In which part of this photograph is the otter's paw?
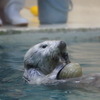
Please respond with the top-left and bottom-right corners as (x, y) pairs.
(58, 63), (82, 79)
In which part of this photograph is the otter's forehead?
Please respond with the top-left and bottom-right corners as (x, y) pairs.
(36, 40), (61, 47)
(32, 40), (62, 51)
(25, 40), (67, 56)
(24, 40), (62, 59)
(42, 40), (60, 44)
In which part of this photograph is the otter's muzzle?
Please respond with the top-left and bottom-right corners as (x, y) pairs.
(58, 41), (66, 50)
(58, 41), (71, 64)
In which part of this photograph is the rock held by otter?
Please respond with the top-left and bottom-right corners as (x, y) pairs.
(58, 63), (82, 79)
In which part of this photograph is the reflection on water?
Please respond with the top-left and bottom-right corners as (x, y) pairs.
(0, 30), (100, 100)
(69, 42), (100, 74)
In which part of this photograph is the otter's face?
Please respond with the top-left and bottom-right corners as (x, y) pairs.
(24, 40), (70, 74)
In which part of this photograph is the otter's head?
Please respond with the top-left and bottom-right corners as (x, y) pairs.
(24, 40), (70, 75)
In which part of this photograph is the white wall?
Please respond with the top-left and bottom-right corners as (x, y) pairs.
(25, 0), (37, 7)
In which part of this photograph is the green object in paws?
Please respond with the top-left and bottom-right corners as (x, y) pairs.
(58, 63), (82, 79)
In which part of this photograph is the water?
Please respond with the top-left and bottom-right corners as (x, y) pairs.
(0, 30), (100, 100)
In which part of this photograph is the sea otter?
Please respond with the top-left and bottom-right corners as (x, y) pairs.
(23, 40), (71, 84)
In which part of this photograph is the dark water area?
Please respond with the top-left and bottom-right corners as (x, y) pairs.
(0, 30), (100, 100)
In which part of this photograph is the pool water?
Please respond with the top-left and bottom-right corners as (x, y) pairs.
(0, 30), (100, 100)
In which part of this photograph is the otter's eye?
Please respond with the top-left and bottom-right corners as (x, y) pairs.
(41, 44), (48, 48)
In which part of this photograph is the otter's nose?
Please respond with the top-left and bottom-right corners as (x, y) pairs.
(58, 41), (66, 50)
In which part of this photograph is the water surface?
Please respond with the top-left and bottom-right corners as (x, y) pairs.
(0, 30), (100, 100)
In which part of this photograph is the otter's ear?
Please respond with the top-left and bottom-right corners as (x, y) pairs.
(24, 62), (36, 69)
(24, 49), (37, 69)
(24, 58), (37, 69)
